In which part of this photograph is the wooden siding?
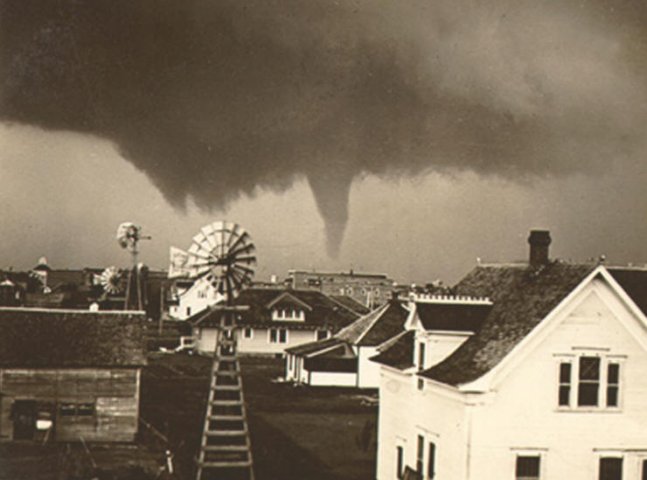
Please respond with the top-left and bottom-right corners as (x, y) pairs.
(0, 368), (139, 442)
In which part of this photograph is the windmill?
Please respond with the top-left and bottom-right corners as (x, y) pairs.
(116, 222), (150, 310)
(169, 221), (256, 480)
(98, 266), (123, 296)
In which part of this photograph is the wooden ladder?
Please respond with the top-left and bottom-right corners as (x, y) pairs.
(196, 308), (254, 480)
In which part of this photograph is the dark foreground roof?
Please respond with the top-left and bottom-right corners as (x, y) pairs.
(0, 308), (146, 368)
(421, 263), (594, 386)
(370, 331), (415, 370)
(416, 302), (491, 332)
(608, 267), (647, 316)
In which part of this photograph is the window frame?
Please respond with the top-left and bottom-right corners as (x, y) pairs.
(598, 455), (624, 480)
(515, 454), (541, 480)
(243, 327), (253, 339)
(556, 353), (624, 411)
(269, 328), (288, 344)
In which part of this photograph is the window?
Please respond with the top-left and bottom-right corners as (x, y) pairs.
(269, 328), (287, 344)
(558, 355), (621, 409)
(427, 442), (436, 479)
(599, 457), (623, 480)
(558, 362), (571, 406)
(607, 363), (620, 407)
(416, 435), (424, 474)
(59, 402), (95, 417)
(516, 456), (540, 480)
(316, 330), (329, 341)
(243, 327), (253, 339)
(417, 378), (424, 391)
(641, 459), (647, 480)
(578, 356), (601, 406)
(418, 342), (426, 371)
(396, 446), (404, 479)
(186, 306), (191, 317)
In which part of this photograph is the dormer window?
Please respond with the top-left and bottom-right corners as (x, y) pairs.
(272, 307), (305, 321)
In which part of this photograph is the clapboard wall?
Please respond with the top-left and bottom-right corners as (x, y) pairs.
(0, 367), (140, 442)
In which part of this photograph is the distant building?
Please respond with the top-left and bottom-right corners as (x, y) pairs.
(372, 231), (647, 480)
(168, 277), (224, 320)
(287, 269), (395, 308)
(285, 296), (409, 388)
(0, 308), (146, 442)
(188, 288), (360, 356)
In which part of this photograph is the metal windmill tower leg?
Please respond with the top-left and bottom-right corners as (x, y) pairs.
(195, 308), (255, 480)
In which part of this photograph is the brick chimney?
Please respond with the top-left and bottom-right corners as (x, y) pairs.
(528, 230), (551, 267)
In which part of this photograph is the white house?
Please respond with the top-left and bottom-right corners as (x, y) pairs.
(188, 288), (359, 355)
(168, 277), (224, 320)
(373, 230), (647, 480)
(284, 298), (410, 388)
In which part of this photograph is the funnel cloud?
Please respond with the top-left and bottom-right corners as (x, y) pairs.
(1, 1), (646, 255)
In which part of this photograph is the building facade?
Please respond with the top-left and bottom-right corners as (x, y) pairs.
(189, 288), (360, 356)
(0, 308), (146, 442)
(287, 269), (395, 308)
(373, 232), (647, 480)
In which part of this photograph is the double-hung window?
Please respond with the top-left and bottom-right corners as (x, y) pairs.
(416, 435), (424, 475)
(269, 328), (287, 344)
(557, 354), (622, 409)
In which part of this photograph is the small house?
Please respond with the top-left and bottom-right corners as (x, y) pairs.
(284, 297), (409, 388)
(188, 288), (360, 355)
(0, 307), (146, 442)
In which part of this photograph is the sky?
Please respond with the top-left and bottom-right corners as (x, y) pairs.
(1, 0), (646, 284)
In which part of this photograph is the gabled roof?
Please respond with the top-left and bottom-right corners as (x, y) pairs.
(188, 288), (359, 329)
(370, 330), (415, 370)
(336, 300), (409, 346)
(416, 302), (491, 332)
(0, 308), (146, 368)
(329, 295), (371, 315)
(285, 337), (344, 355)
(266, 291), (312, 311)
(420, 262), (594, 386)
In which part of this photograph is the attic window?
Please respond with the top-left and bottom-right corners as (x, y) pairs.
(557, 355), (623, 410)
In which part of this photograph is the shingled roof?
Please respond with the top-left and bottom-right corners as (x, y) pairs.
(336, 300), (409, 346)
(420, 262), (594, 386)
(416, 302), (491, 332)
(189, 288), (359, 329)
(0, 308), (146, 368)
(370, 330), (415, 370)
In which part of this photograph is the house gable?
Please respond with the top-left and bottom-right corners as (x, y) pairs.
(460, 267), (647, 392)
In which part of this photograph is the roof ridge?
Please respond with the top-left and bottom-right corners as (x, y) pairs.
(353, 302), (391, 345)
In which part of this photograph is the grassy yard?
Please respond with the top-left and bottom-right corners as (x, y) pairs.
(140, 353), (378, 480)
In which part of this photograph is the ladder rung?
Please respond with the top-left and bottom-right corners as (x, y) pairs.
(210, 400), (242, 405)
(209, 415), (244, 421)
(215, 370), (240, 376)
(212, 384), (241, 391)
(205, 430), (247, 436)
(203, 445), (249, 452)
(199, 460), (252, 468)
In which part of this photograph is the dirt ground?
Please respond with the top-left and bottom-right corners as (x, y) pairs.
(140, 354), (378, 480)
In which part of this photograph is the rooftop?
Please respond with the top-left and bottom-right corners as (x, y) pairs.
(0, 307), (147, 368)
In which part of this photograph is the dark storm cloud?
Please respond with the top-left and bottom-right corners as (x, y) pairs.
(2, 0), (646, 255)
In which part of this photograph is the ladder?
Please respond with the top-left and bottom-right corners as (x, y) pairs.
(196, 306), (254, 480)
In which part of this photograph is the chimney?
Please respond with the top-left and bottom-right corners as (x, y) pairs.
(528, 230), (551, 267)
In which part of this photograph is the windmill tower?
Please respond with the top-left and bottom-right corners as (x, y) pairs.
(169, 221), (256, 480)
(116, 222), (150, 311)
